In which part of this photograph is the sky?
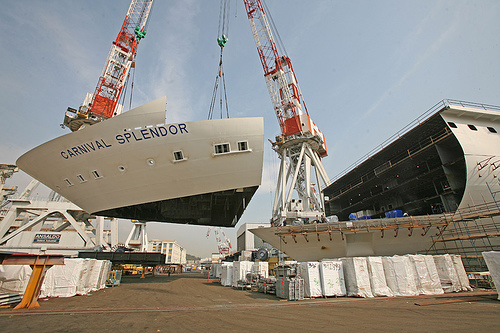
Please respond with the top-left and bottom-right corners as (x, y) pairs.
(1, 0), (500, 258)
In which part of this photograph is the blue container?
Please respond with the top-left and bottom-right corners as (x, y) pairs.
(385, 210), (403, 218)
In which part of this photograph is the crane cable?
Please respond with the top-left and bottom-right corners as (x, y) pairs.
(208, 0), (231, 120)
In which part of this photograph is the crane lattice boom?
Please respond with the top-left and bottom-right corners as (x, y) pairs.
(91, 0), (153, 119)
(63, 0), (153, 131)
(243, 0), (327, 157)
(244, 0), (330, 226)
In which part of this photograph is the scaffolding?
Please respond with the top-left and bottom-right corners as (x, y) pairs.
(273, 200), (500, 273)
(427, 199), (500, 273)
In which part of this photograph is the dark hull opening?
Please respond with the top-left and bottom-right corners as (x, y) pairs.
(95, 186), (259, 227)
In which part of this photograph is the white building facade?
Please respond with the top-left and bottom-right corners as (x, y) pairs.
(236, 222), (272, 252)
(148, 240), (187, 265)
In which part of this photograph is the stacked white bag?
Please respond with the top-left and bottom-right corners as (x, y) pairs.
(220, 262), (233, 287)
(0, 265), (31, 292)
(341, 257), (373, 297)
(407, 255), (443, 295)
(40, 259), (111, 298)
(482, 251), (500, 300)
(210, 263), (222, 279)
(366, 257), (393, 297)
(433, 254), (464, 292)
(319, 260), (346, 297)
(382, 256), (418, 296)
(297, 262), (322, 297)
(450, 255), (472, 291)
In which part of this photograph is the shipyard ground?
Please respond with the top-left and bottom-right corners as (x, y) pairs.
(0, 272), (498, 332)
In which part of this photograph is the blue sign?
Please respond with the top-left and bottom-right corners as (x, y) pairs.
(33, 233), (61, 244)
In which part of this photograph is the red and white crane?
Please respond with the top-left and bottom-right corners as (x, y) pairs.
(63, 0), (154, 132)
(207, 227), (232, 256)
(244, 0), (330, 226)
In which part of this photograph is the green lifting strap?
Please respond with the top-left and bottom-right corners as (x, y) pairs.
(134, 26), (147, 40)
(217, 34), (228, 48)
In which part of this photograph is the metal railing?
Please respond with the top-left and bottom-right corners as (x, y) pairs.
(327, 99), (500, 186)
(274, 200), (500, 237)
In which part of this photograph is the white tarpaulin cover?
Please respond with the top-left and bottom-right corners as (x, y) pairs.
(341, 257), (374, 298)
(423, 255), (444, 294)
(251, 262), (269, 279)
(407, 255), (444, 295)
(88, 260), (104, 291)
(382, 256), (418, 296)
(433, 254), (462, 293)
(210, 263), (222, 279)
(482, 251), (500, 300)
(1, 259), (110, 298)
(450, 255), (472, 291)
(232, 261), (253, 287)
(366, 257), (393, 297)
(319, 260), (346, 297)
(298, 262), (322, 297)
(40, 259), (84, 298)
(40, 259), (111, 298)
(220, 262), (233, 287)
(0, 265), (31, 292)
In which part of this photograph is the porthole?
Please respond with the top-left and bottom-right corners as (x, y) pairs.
(91, 170), (102, 179)
(487, 127), (497, 133)
(447, 122), (457, 128)
(468, 124), (477, 131)
(147, 158), (155, 166)
(118, 165), (126, 172)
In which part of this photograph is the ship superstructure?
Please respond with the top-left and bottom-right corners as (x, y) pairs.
(251, 100), (500, 272)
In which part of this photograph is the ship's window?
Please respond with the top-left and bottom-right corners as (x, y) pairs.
(487, 126), (497, 133)
(237, 141), (249, 151)
(77, 174), (86, 183)
(447, 122), (457, 128)
(468, 124), (477, 131)
(214, 143), (230, 154)
(91, 170), (102, 179)
(173, 150), (184, 161)
(64, 178), (73, 186)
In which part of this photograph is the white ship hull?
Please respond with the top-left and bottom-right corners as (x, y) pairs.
(17, 97), (264, 227)
(251, 101), (500, 261)
(250, 218), (441, 262)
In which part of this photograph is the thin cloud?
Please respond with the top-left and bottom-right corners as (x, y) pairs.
(329, 1), (463, 156)
(361, 1), (463, 120)
(145, 1), (202, 123)
(20, 4), (99, 85)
